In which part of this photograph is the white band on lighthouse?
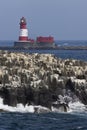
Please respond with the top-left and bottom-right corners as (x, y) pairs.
(19, 29), (28, 37)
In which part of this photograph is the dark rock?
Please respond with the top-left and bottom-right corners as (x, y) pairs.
(17, 87), (26, 105)
(2, 87), (17, 106)
(0, 51), (87, 112)
(66, 79), (75, 92)
(33, 88), (52, 108)
(76, 89), (87, 105)
(25, 86), (34, 104)
(76, 75), (86, 79)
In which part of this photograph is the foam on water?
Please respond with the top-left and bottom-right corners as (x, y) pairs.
(0, 97), (50, 113)
(68, 101), (87, 113)
(0, 97), (34, 113)
(0, 97), (87, 114)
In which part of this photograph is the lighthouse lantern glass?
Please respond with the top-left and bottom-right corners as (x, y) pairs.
(21, 20), (24, 23)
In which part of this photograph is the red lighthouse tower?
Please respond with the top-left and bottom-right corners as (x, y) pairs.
(19, 17), (28, 41)
(14, 17), (35, 48)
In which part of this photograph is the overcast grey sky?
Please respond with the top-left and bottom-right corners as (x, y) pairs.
(0, 0), (87, 40)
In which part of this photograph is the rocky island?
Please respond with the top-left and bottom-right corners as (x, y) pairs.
(0, 50), (87, 113)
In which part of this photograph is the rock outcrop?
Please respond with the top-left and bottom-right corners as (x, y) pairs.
(0, 50), (87, 112)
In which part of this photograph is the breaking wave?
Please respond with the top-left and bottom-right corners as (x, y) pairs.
(0, 97), (35, 113)
(69, 101), (86, 111)
(68, 101), (87, 114)
(0, 97), (87, 114)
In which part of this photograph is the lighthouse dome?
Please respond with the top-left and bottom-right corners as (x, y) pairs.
(20, 17), (26, 24)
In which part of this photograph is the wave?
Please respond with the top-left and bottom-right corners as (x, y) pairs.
(68, 101), (87, 114)
(0, 98), (34, 113)
(0, 97), (87, 114)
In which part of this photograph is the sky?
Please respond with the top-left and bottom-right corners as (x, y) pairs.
(0, 0), (87, 40)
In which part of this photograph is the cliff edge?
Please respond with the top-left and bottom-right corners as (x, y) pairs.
(0, 50), (87, 112)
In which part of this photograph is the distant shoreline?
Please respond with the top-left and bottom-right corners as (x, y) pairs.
(0, 46), (87, 50)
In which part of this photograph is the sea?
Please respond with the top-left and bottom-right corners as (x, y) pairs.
(0, 40), (87, 130)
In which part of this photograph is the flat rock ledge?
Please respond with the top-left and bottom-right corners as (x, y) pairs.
(0, 50), (87, 112)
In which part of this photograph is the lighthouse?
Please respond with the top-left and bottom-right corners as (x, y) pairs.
(14, 17), (55, 49)
(19, 17), (28, 41)
(14, 17), (35, 48)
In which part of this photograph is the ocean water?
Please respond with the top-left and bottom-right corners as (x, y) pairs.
(56, 40), (87, 47)
(27, 49), (87, 61)
(0, 40), (87, 130)
(0, 96), (87, 130)
(0, 40), (87, 61)
(0, 112), (87, 130)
